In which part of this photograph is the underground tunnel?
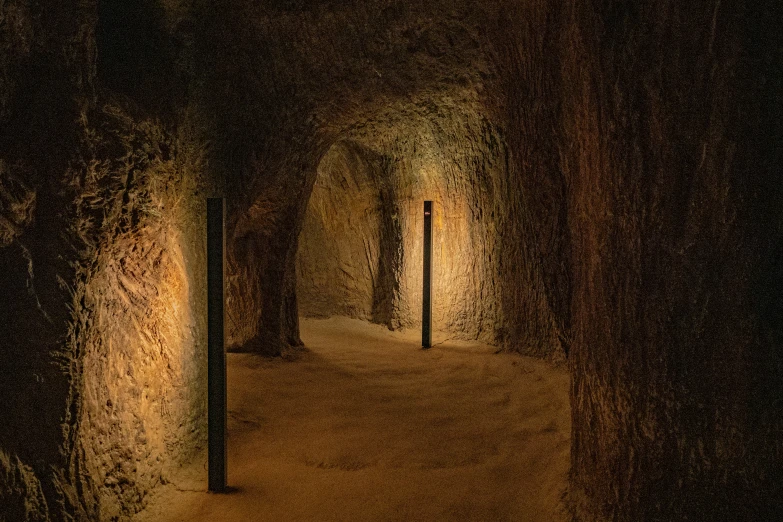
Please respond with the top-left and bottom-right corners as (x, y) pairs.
(1, 0), (782, 521)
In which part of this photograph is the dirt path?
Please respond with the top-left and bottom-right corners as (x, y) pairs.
(134, 317), (570, 521)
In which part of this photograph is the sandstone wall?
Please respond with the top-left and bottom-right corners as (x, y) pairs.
(1, 1), (209, 519)
(296, 142), (396, 324)
(197, 0), (518, 354)
(67, 106), (208, 519)
(560, 1), (783, 519)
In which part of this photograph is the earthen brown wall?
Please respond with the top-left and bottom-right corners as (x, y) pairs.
(297, 115), (506, 343)
(561, 1), (783, 519)
(1, 2), (209, 519)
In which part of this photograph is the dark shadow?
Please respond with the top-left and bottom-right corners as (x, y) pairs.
(208, 486), (242, 495)
(96, 0), (176, 112)
(370, 159), (403, 328)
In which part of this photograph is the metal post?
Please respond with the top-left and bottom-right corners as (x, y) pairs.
(422, 201), (433, 348)
(207, 198), (227, 492)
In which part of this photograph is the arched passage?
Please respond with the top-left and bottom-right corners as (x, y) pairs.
(296, 141), (403, 327)
(296, 100), (509, 343)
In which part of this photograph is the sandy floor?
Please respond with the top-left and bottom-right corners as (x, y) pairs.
(134, 317), (570, 521)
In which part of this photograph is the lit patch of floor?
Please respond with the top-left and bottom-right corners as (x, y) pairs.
(134, 317), (570, 521)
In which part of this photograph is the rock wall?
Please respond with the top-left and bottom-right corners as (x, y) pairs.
(0, 450), (48, 522)
(2, 0), (781, 520)
(561, 0), (783, 519)
(1, 1), (209, 519)
(297, 142), (397, 324)
(197, 0), (522, 354)
(488, 0), (572, 358)
(368, 110), (506, 343)
(200, 9), (783, 518)
(67, 105), (208, 520)
(206, 0), (558, 353)
(1, 1), (95, 518)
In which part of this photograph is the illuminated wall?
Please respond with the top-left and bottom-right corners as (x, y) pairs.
(297, 106), (504, 343)
(76, 202), (206, 519)
(0, 96), (208, 519)
(4, 1), (779, 520)
(297, 142), (393, 323)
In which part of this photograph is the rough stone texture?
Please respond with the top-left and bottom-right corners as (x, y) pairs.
(297, 113), (506, 343)
(2, 0), (782, 520)
(197, 1), (514, 354)
(296, 142), (397, 324)
(1, 1), (209, 520)
(0, 450), (48, 522)
(489, 1), (572, 358)
(204, 1), (783, 519)
(561, 1), (783, 519)
(1, 2), (95, 519)
(202, 0), (563, 354)
(67, 105), (208, 520)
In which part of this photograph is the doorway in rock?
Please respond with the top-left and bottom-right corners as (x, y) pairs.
(296, 119), (503, 345)
(296, 141), (403, 330)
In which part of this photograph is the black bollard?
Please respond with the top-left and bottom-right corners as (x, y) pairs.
(207, 198), (227, 492)
(422, 201), (433, 348)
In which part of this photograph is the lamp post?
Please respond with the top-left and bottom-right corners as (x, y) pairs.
(207, 198), (227, 492)
(422, 200), (433, 348)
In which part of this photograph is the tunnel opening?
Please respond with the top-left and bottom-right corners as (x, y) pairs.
(296, 98), (507, 345)
(296, 141), (403, 329)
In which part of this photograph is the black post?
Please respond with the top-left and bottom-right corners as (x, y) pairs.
(422, 201), (433, 348)
(207, 198), (227, 492)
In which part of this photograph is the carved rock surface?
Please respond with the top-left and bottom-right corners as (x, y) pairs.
(1, 2), (209, 520)
(0, 0), (781, 520)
